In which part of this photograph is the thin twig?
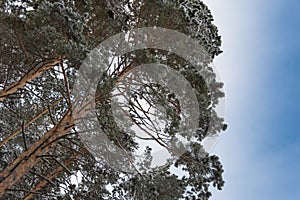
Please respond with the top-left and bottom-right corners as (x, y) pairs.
(21, 121), (28, 150)
(29, 170), (57, 186)
(60, 62), (72, 109)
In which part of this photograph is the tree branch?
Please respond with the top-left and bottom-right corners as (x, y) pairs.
(23, 148), (86, 200)
(0, 97), (63, 148)
(0, 57), (63, 102)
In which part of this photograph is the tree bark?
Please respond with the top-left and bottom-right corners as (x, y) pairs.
(0, 57), (62, 101)
(0, 110), (74, 198)
(0, 97), (63, 148)
(23, 148), (87, 200)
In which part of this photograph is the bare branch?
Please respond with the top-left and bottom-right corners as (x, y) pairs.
(0, 97), (63, 148)
(0, 109), (74, 197)
(23, 149), (86, 200)
(0, 57), (63, 102)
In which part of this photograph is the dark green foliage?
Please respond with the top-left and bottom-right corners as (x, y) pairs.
(0, 0), (226, 199)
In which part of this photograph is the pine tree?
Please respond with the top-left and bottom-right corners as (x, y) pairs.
(0, 0), (226, 199)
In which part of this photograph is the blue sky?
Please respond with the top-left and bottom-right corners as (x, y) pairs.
(203, 0), (300, 199)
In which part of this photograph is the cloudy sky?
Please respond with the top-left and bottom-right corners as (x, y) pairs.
(202, 0), (300, 199)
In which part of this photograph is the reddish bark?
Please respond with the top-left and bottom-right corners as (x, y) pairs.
(0, 97), (63, 148)
(23, 148), (87, 200)
(0, 57), (62, 101)
(0, 110), (74, 197)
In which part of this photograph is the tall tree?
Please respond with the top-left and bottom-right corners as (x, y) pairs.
(0, 0), (226, 199)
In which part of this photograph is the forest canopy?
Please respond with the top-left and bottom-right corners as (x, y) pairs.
(0, 0), (226, 199)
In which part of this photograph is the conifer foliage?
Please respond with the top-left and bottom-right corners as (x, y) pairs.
(0, 0), (226, 199)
